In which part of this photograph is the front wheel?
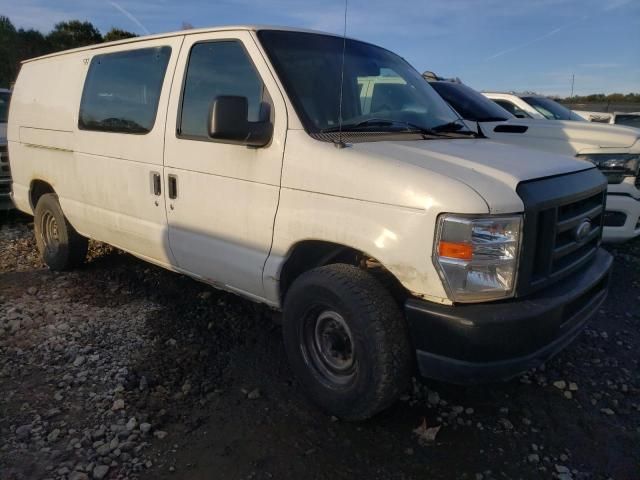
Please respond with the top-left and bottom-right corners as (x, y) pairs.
(282, 264), (412, 421)
(34, 193), (88, 271)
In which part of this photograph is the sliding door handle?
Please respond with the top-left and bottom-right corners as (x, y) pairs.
(168, 174), (178, 199)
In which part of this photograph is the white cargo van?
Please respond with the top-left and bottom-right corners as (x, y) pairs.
(8, 26), (612, 420)
(429, 80), (640, 243)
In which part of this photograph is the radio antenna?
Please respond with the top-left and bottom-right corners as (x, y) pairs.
(335, 0), (349, 148)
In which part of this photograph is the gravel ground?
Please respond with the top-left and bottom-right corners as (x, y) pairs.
(1, 212), (639, 480)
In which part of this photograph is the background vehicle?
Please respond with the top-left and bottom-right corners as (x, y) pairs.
(429, 80), (640, 243)
(8, 27), (612, 419)
(483, 91), (586, 121)
(0, 88), (12, 209)
(575, 110), (640, 129)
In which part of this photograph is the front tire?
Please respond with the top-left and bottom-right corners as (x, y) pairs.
(282, 264), (412, 421)
(34, 193), (88, 271)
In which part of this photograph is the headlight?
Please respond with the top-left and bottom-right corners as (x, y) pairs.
(576, 153), (640, 184)
(433, 214), (522, 303)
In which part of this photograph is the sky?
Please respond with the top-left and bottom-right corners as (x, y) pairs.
(1, 0), (639, 96)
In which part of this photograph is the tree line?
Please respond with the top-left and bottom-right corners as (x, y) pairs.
(558, 93), (640, 104)
(0, 16), (137, 88)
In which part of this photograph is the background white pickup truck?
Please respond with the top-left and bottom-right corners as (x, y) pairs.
(428, 80), (640, 243)
(574, 110), (640, 129)
(482, 92), (586, 121)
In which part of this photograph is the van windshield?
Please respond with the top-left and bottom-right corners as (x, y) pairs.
(258, 30), (466, 137)
(430, 82), (513, 122)
(0, 92), (10, 124)
(521, 96), (584, 121)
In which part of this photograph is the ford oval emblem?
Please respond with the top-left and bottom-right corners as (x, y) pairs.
(574, 219), (592, 243)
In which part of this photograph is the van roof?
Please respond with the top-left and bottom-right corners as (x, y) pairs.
(22, 25), (342, 63)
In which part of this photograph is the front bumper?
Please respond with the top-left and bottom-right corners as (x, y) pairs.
(406, 248), (612, 384)
(0, 177), (13, 210)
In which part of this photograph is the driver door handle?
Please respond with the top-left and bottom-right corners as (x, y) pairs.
(168, 174), (178, 200)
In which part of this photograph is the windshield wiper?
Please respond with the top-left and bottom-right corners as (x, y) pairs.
(321, 118), (478, 139)
(321, 118), (444, 136)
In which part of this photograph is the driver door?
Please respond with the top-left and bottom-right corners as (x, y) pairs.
(163, 31), (287, 301)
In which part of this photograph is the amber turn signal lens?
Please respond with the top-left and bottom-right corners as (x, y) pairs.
(438, 241), (473, 260)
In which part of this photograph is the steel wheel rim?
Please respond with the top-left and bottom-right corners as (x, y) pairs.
(302, 308), (357, 385)
(40, 210), (60, 255)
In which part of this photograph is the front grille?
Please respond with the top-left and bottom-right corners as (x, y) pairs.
(544, 192), (603, 275)
(516, 169), (607, 296)
(0, 144), (10, 178)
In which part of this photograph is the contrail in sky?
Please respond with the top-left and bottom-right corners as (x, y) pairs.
(485, 16), (587, 61)
(109, 1), (151, 35)
(484, 0), (633, 62)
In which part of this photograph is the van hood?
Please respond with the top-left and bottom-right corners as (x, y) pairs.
(284, 131), (598, 215)
(354, 138), (594, 213)
(485, 118), (640, 150)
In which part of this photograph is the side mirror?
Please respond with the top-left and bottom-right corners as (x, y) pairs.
(514, 112), (528, 119)
(208, 95), (272, 147)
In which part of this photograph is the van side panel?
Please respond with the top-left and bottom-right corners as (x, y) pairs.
(8, 53), (86, 213)
(9, 37), (184, 267)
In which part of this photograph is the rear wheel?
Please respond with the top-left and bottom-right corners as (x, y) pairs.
(34, 193), (88, 270)
(283, 264), (412, 420)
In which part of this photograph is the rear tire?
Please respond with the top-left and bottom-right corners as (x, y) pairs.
(282, 263), (412, 421)
(34, 193), (88, 271)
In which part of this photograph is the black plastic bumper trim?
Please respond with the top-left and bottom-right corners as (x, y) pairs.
(406, 249), (612, 384)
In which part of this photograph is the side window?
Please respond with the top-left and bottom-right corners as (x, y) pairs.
(79, 46), (171, 134)
(179, 41), (266, 139)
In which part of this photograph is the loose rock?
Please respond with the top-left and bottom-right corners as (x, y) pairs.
(92, 464), (109, 479)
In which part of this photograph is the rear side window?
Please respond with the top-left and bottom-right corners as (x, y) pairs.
(614, 114), (640, 129)
(79, 46), (171, 134)
(179, 41), (265, 139)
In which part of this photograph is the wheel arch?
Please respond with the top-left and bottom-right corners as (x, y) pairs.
(29, 179), (56, 212)
(277, 239), (408, 306)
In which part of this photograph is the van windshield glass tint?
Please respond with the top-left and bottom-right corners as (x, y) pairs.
(0, 92), (9, 123)
(258, 30), (462, 134)
(522, 96), (583, 121)
(430, 82), (513, 122)
(79, 46), (171, 134)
